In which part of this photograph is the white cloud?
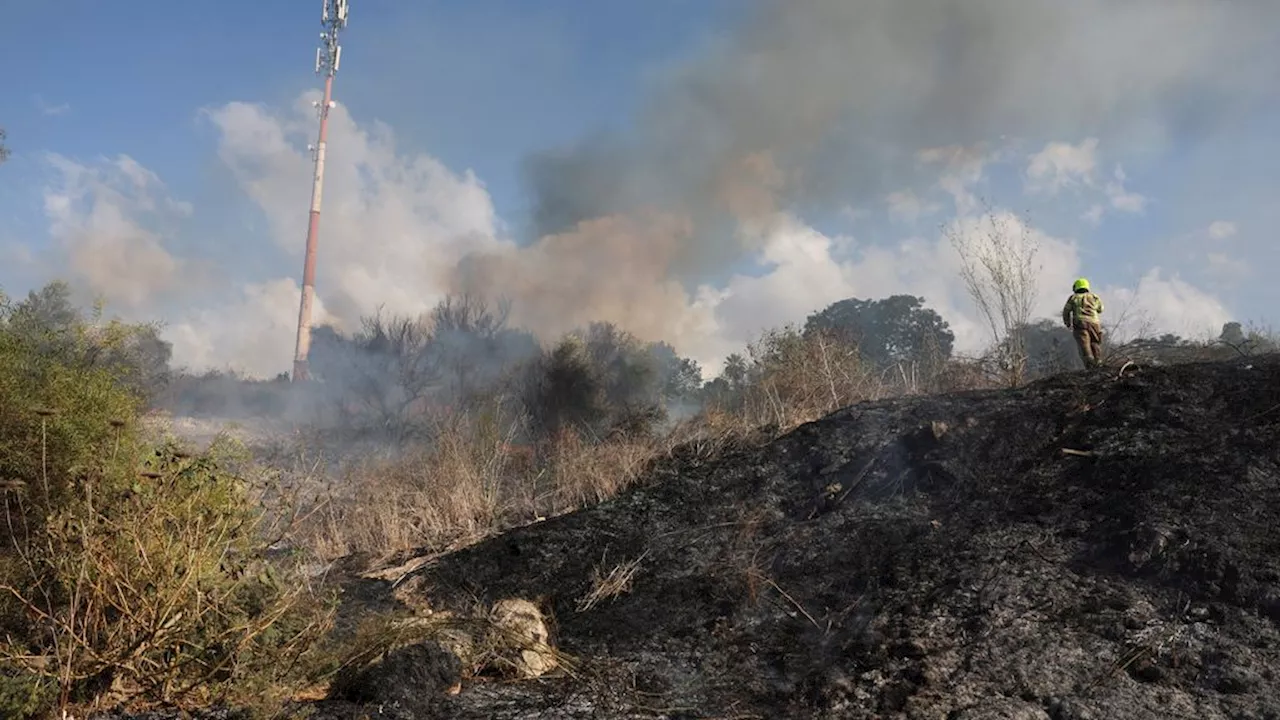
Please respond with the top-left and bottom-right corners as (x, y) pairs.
(688, 211), (1231, 375)
(1102, 269), (1232, 341)
(34, 95), (70, 117)
(1025, 138), (1099, 195)
(22, 90), (1237, 382)
(1208, 220), (1238, 240)
(28, 87), (500, 379)
(27, 153), (306, 376)
(1105, 165), (1147, 214)
(885, 190), (941, 223)
(1079, 164), (1148, 225)
(1021, 140), (1148, 223)
(839, 204), (870, 223)
(1205, 252), (1251, 281)
(916, 144), (994, 215)
(686, 210), (1084, 373)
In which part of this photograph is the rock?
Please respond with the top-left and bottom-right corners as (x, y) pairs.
(487, 598), (558, 678)
(328, 641), (463, 713)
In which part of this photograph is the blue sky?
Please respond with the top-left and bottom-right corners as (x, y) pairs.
(0, 0), (733, 232)
(2, 0), (1278, 378)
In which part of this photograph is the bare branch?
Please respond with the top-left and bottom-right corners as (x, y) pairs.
(945, 199), (1042, 387)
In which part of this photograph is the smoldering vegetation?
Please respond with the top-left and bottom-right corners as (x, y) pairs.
(156, 294), (704, 453)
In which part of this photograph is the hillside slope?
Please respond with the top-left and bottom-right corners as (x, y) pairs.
(116, 356), (1280, 719)
(328, 356), (1280, 719)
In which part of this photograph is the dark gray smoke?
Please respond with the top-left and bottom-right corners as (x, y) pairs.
(520, 0), (1278, 255)
(449, 0), (1279, 349)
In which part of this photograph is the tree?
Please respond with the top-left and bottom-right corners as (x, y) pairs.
(1215, 321), (1278, 358)
(575, 322), (666, 437)
(1220, 322), (1246, 347)
(305, 310), (436, 440)
(804, 295), (955, 370)
(944, 203), (1042, 386)
(523, 335), (606, 439)
(421, 294), (539, 403)
(701, 353), (749, 411)
(646, 341), (704, 403)
(738, 324), (869, 428)
(520, 322), (704, 441)
(303, 295), (542, 441)
(2, 281), (173, 401)
(1009, 320), (1078, 378)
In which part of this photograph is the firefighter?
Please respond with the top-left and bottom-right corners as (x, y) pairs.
(1062, 277), (1104, 369)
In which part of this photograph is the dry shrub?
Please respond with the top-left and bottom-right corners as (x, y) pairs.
(736, 325), (879, 430)
(0, 440), (335, 718)
(945, 203), (1042, 387)
(299, 415), (657, 561)
(543, 429), (655, 513)
(932, 357), (998, 393)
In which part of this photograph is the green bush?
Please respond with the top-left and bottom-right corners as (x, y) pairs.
(0, 291), (334, 718)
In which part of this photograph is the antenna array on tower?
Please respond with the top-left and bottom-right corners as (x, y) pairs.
(292, 0), (351, 382)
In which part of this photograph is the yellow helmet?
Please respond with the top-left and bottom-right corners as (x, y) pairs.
(1072, 277), (1090, 292)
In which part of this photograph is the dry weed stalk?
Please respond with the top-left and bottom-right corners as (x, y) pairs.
(0, 442), (333, 715)
(576, 551), (648, 612)
(297, 412), (657, 561)
(739, 326), (879, 431)
(946, 201), (1042, 387)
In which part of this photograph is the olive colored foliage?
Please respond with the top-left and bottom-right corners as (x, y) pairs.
(522, 322), (702, 441)
(803, 295), (955, 371)
(0, 285), (333, 719)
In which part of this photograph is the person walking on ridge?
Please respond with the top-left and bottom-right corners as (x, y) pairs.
(1063, 277), (1105, 369)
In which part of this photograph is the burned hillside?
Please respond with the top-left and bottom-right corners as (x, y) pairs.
(305, 354), (1280, 719)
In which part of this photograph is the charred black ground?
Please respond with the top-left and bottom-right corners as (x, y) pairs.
(111, 356), (1280, 719)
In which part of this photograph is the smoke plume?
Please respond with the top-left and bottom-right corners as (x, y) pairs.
(443, 0), (1275, 360)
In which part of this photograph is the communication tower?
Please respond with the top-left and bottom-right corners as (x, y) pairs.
(292, 0), (350, 382)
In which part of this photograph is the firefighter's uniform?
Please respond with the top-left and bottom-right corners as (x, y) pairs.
(1062, 278), (1104, 368)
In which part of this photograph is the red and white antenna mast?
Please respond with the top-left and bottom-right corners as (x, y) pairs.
(292, 0), (350, 382)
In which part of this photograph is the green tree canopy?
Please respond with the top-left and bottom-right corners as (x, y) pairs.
(804, 295), (954, 369)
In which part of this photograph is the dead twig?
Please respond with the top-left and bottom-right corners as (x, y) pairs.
(831, 455), (880, 507)
(749, 573), (821, 631)
(1244, 403), (1280, 424)
(1060, 448), (1096, 458)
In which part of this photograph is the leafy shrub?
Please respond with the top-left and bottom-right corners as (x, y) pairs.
(0, 293), (333, 718)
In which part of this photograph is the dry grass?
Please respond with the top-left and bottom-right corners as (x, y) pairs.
(297, 422), (662, 563)
(0, 442), (333, 718)
(576, 551), (647, 613)
(281, 319), (1276, 572)
(287, 329), (999, 566)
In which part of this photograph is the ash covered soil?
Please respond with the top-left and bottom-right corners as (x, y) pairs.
(122, 356), (1280, 719)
